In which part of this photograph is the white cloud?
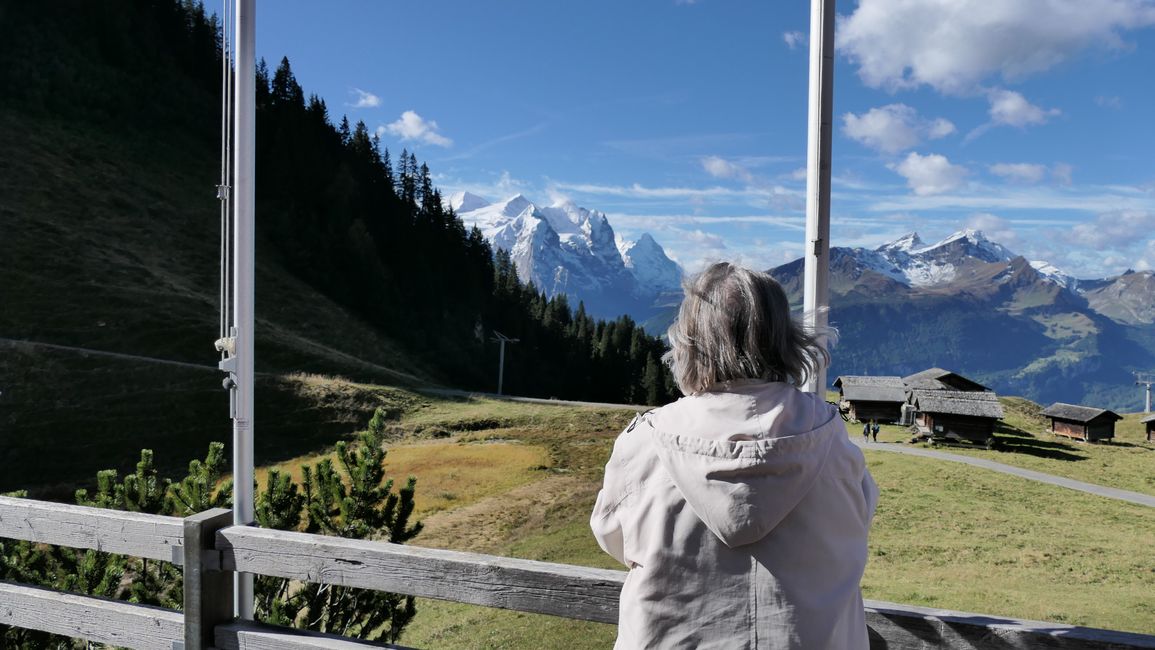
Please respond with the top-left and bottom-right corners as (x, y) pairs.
(383, 110), (453, 147)
(890, 152), (968, 195)
(841, 104), (955, 154)
(701, 156), (754, 183)
(349, 88), (381, 109)
(837, 0), (1155, 94)
(1052, 163), (1074, 186)
(783, 31), (807, 50)
(987, 89), (1060, 127)
(989, 163), (1048, 184)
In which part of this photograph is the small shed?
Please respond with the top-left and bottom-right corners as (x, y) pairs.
(1039, 403), (1122, 443)
(834, 375), (906, 423)
(903, 367), (990, 392)
(1143, 414), (1155, 442)
(909, 389), (1004, 446)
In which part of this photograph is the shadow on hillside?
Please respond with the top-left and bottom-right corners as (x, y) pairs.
(994, 424), (1086, 462)
(1104, 440), (1154, 450)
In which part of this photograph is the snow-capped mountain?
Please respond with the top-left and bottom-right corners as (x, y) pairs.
(764, 229), (1155, 412)
(619, 233), (683, 301)
(448, 192), (683, 323)
(871, 228), (1019, 286)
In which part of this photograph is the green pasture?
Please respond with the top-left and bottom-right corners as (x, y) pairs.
(249, 393), (1155, 647)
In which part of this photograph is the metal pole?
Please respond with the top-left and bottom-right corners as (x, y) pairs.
(802, 0), (836, 395)
(232, 0), (255, 620)
(1146, 385), (1151, 413)
(497, 340), (506, 395)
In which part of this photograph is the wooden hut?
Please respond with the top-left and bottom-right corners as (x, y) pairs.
(1039, 403), (1122, 443)
(834, 375), (906, 423)
(902, 367), (990, 392)
(1143, 414), (1155, 442)
(909, 389), (1004, 446)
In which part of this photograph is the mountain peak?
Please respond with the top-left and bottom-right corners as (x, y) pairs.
(498, 193), (534, 217)
(448, 191), (490, 214)
(922, 228), (1015, 263)
(877, 232), (924, 253)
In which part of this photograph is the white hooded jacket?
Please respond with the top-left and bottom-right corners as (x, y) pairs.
(591, 380), (879, 649)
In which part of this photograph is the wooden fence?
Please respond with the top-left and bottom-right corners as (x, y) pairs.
(1, 495), (1153, 650)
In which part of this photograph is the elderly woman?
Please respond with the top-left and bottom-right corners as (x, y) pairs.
(591, 262), (878, 649)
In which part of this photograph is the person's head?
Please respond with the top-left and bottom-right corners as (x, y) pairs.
(663, 262), (829, 395)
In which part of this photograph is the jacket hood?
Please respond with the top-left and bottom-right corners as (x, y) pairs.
(646, 385), (842, 548)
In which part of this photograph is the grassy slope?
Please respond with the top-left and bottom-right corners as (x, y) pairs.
(246, 393), (1155, 647)
(862, 397), (1155, 497)
(0, 112), (442, 495)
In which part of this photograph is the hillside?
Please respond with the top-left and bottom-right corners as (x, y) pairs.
(0, 2), (675, 494)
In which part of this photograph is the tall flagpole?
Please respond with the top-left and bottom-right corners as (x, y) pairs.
(803, 0), (836, 395)
(232, 0), (256, 619)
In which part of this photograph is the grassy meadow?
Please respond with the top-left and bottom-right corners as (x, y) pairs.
(243, 389), (1155, 648)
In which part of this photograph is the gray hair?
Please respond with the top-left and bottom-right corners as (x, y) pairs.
(663, 262), (829, 395)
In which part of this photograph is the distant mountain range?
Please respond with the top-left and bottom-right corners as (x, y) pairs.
(450, 192), (683, 322)
(765, 229), (1155, 411)
(446, 197), (1154, 410)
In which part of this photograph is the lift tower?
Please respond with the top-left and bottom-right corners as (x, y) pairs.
(1137, 372), (1154, 413)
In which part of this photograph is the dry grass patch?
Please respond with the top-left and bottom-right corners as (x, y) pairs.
(384, 440), (552, 518)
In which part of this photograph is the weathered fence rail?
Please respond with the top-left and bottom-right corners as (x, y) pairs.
(2, 494), (1154, 650)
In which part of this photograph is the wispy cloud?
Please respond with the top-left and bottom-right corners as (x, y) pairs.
(866, 183), (1155, 214)
(441, 122), (548, 161)
(552, 180), (801, 203)
(783, 31), (807, 50)
(607, 212), (806, 231)
(989, 162), (1048, 184)
(381, 110), (453, 147)
(966, 89), (1060, 142)
(349, 88), (381, 109)
(701, 156), (754, 183)
(601, 132), (766, 161)
(1095, 95), (1123, 109)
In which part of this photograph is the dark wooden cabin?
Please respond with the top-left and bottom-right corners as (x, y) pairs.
(834, 375), (906, 423)
(909, 389), (1004, 446)
(1144, 414), (1155, 442)
(903, 367), (990, 392)
(1039, 403), (1122, 443)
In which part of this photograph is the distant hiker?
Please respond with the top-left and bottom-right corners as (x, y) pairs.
(591, 262), (878, 650)
(872, 420), (880, 443)
(863, 420), (870, 441)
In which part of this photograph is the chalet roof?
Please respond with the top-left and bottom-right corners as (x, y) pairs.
(1142, 414), (1155, 424)
(834, 375), (906, 403)
(911, 389), (1004, 419)
(902, 368), (989, 392)
(1040, 403), (1123, 424)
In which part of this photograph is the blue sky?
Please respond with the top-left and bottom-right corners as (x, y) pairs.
(257, 0), (1155, 278)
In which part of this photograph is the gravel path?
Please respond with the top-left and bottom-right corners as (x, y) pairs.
(853, 439), (1155, 509)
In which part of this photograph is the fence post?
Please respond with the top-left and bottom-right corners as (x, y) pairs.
(183, 508), (235, 650)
